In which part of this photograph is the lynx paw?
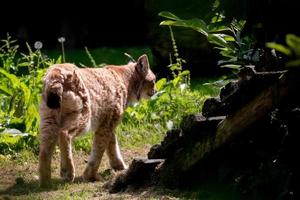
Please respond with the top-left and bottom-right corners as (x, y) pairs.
(83, 168), (102, 182)
(60, 168), (75, 182)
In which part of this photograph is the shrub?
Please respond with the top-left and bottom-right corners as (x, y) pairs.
(0, 34), (58, 155)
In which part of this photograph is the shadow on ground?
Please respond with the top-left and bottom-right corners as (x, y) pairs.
(0, 177), (85, 197)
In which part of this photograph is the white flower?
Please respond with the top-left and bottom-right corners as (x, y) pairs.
(34, 41), (43, 49)
(166, 120), (173, 130)
(179, 83), (187, 93)
(58, 37), (66, 43)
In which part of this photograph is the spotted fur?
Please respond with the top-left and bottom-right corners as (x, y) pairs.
(38, 55), (156, 186)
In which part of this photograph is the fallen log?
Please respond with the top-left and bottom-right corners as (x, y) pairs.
(202, 67), (286, 117)
(110, 69), (300, 191)
(157, 70), (292, 186)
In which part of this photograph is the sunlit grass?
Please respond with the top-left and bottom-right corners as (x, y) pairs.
(45, 46), (154, 67)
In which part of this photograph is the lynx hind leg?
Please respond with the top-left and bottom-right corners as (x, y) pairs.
(39, 123), (59, 187)
(59, 130), (75, 182)
(83, 129), (110, 182)
(106, 133), (127, 170)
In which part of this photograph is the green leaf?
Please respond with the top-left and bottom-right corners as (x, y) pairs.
(220, 50), (236, 58)
(160, 18), (208, 36)
(0, 85), (13, 96)
(19, 82), (31, 106)
(286, 34), (300, 56)
(0, 68), (20, 89)
(286, 59), (300, 67)
(180, 70), (190, 76)
(266, 42), (292, 56)
(172, 76), (181, 87)
(220, 64), (241, 69)
(207, 34), (228, 48)
(56, 56), (62, 64)
(25, 104), (39, 133)
(18, 62), (31, 67)
(207, 25), (231, 33)
(159, 20), (176, 26)
(169, 64), (180, 71)
(155, 78), (167, 91)
(211, 15), (223, 23)
(223, 35), (235, 42)
(0, 68), (31, 106)
(159, 11), (180, 20)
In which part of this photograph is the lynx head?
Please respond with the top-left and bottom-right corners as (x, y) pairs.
(134, 54), (156, 100)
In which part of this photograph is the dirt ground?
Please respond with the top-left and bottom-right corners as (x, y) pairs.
(0, 146), (179, 200)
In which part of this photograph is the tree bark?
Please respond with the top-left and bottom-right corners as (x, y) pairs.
(158, 71), (290, 186)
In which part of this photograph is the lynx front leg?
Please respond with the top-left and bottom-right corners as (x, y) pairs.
(39, 124), (59, 187)
(83, 129), (109, 181)
(106, 133), (127, 170)
(59, 130), (75, 182)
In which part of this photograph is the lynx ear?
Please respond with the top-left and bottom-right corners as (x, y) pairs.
(136, 54), (149, 76)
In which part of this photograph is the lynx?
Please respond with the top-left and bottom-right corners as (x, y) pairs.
(38, 55), (156, 187)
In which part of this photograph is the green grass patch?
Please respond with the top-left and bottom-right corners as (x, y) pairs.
(45, 46), (154, 67)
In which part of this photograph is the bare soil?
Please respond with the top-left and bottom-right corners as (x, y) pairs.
(0, 146), (179, 200)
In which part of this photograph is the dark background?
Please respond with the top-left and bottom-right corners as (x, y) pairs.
(2, 0), (300, 48)
(1, 1), (148, 49)
(1, 0), (300, 75)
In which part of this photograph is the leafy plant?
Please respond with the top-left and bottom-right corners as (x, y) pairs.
(0, 33), (220, 156)
(0, 34), (58, 155)
(159, 11), (257, 71)
(0, 35), (56, 134)
(117, 27), (220, 147)
(266, 34), (300, 67)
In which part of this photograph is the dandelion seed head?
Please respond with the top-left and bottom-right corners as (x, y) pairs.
(58, 37), (66, 43)
(34, 41), (43, 50)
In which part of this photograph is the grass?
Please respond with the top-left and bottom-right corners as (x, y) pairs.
(45, 46), (154, 67)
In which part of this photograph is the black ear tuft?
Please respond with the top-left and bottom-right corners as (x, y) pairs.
(138, 59), (144, 69)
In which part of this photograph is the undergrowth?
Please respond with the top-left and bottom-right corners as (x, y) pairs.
(0, 33), (221, 156)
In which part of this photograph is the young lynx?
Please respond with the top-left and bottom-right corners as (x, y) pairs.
(39, 55), (156, 187)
